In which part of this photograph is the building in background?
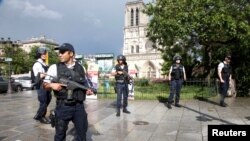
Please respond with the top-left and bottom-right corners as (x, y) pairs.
(0, 37), (20, 57)
(21, 35), (59, 53)
(123, 0), (164, 79)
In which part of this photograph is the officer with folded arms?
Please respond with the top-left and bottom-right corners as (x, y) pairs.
(43, 43), (93, 141)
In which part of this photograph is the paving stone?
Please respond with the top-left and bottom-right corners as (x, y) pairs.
(0, 91), (250, 141)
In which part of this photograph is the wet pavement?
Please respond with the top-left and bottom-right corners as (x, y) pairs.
(0, 90), (250, 141)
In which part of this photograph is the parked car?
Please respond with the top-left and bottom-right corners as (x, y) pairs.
(14, 76), (35, 90)
(0, 76), (23, 93)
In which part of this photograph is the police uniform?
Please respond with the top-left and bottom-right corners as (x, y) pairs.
(167, 63), (185, 107)
(44, 61), (88, 141)
(33, 58), (52, 123)
(113, 55), (131, 117)
(218, 62), (231, 105)
(115, 64), (129, 110)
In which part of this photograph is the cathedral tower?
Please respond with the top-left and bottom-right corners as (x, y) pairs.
(123, 0), (164, 78)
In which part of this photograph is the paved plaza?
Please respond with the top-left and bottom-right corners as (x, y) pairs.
(0, 90), (250, 141)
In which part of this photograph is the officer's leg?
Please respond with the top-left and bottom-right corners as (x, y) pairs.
(47, 91), (52, 107)
(34, 88), (47, 119)
(123, 84), (128, 108)
(44, 91), (52, 122)
(175, 80), (183, 107)
(44, 91), (52, 116)
(41, 89), (50, 118)
(116, 84), (122, 116)
(73, 104), (88, 141)
(54, 105), (71, 141)
(168, 80), (176, 103)
(54, 119), (69, 141)
(122, 84), (130, 113)
(219, 82), (227, 106)
(167, 80), (176, 108)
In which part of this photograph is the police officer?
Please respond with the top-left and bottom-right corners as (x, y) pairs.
(218, 55), (232, 107)
(33, 47), (51, 124)
(112, 55), (131, 117)
(167, 55), (186, 109)
(43, 43), (93, 141)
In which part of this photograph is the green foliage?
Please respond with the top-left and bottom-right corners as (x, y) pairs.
(145, 0), (250, 95)
(2, 44), (30, 74)
(134, 78), (149, 86)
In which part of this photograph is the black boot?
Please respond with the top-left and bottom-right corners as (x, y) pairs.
(166, 102), (172, 109)
(33, 114), (40, 120)
(220, 101), (227, 107)
(175, 103), (181, 107)
(116, 109), (120, 117)
(123, 108), (131, 114)
(39, 117), (51, 124)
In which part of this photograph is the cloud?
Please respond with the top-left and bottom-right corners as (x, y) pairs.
(6, 0), (62, 20)
(82, 13), (102, 28)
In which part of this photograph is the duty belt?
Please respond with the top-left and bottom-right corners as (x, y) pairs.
(116, 80), (125, 83)
(56, 99), (83, 106)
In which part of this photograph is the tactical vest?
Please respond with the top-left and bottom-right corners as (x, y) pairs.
(115, 64), (128, 82)
(31, 61), (49, 89)
(221, 63), (231, 79)
(53, 62), (86, 101)
(171, 64), (184, 80)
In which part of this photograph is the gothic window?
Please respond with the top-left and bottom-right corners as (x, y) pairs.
(131, 9), (134, 26)
(136, 45), (139, 53)
(131, 46), (134, 53)
(136, 8), (139, 26)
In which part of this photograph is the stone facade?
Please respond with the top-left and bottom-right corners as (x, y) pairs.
(123, 0), (164, 78)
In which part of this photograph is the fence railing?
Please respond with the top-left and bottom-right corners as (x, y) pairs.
(96, 78), (218, 100)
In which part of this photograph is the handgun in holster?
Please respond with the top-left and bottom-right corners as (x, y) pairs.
(49, 110), (56, 128)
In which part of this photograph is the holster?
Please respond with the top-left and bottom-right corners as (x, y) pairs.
(49, 110), (56, 128)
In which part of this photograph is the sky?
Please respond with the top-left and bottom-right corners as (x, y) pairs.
(0, 0), (152, 56)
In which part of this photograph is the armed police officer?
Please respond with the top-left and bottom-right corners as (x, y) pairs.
(218, 55), (232, 107)
(167, 55), (186, 109)
(32, 47), (51, 124)
(43, 43), (93, 141)
(112, 55), (131, 117)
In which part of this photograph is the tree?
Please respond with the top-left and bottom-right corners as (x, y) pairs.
(1, 43), (30, 74)
(145, 0), (250, 95)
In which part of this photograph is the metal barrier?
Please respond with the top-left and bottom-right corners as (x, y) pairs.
(96, 78), (217, 100)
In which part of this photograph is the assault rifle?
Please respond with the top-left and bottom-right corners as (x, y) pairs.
(116, 70), (133, 84)
(122, 70), (133, 82)
(41, 73), (97, 96)
(43, 73), (97, 128)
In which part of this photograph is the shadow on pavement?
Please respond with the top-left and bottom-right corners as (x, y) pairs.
(195, 96), (221, 106)
(181, 105), (236, 125)
(157, 95), (236, 124)
(245, 116), (250, 121)
(156, 96), (168, 103)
